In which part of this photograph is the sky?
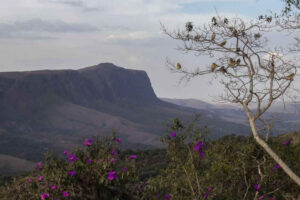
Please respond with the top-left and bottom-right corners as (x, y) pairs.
(0, 0), (290, 101)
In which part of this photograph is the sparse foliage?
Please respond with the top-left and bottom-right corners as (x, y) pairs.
(162, 15), (300, 186)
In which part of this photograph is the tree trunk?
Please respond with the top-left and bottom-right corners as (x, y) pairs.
(245, 109), (300, 186)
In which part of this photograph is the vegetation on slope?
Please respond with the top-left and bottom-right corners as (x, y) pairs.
(0, 118), (299, 200)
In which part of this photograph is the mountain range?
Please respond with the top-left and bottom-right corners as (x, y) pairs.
(0, 62), (299, 175)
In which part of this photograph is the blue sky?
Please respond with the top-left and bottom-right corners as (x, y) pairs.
(0, 0), (296, 101)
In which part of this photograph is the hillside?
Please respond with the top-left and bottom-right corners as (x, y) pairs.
(0, 154), (35, 175)
(0, 63), (251, 175)
(161, 98), (300, 133)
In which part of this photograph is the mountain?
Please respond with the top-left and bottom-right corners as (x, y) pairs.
(161, 98), (215, 110)
(0, 63), (251, 175)
(160, 98), (300, 133)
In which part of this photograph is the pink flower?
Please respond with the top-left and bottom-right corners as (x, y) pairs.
(129, 155), (137, 159)
(63, 150), (68, 155)
(38, 176), (43, 181)
(194, 141), (204, 152)
(111, 149), (118, 156)
(84, 138), (93, 146)
(108, 171), (118, 180)
(110, 158), (116, 163)
(62, 191), (69, 197)
(170, 132), (176, 138)
(68, 153), (78, 163)
(69, 171), (76, 176)
(28, 179), (33, 183)
(36, 161), (43, 170)
(41, 193), (50, 200)
(84, 141), (91, 146)
(50, 185), (57, 190)
(282, 140), (291, 146)
(116, 138), (121, 143)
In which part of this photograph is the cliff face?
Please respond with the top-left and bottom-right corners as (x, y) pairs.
(79, 63), (158, 104)
(0, 63), (160, 119)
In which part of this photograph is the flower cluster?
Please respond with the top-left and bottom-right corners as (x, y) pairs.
(194, 141), (206, 158)
(108, 171), (118, 181)
(84, 138), (94, 147)
(24, 136), (134, 200)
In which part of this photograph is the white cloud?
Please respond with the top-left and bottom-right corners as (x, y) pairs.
(106, 31), (158, 41)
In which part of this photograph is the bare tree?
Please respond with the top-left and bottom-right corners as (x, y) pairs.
(162, 16), (300, 186)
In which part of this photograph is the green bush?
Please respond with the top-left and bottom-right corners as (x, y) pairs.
(1, 118), (300, 200)
(1, 137), (138, 200)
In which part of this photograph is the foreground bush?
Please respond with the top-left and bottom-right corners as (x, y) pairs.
(142, 119), (300, 199)
(1, 118), (300, 200)
(1, 136), (139, 200)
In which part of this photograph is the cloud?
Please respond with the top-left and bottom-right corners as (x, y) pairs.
(0, 18), (99, 39)
(39, 0), (101, 11)
(106, 31), (157, 41)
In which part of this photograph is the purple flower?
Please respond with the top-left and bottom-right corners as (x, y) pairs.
(194, 141), (204, 152)
(108, 171), (118, 180)
(63, 150), (68, 155)
(68, 153), (78, 163)
(87, 158), (92, 164)
(157, 193), (161, 199)
(38, 176), (43, 181)
(170, 132), (177, 138)
(140, 181), (147, 188)
(164, 194), (171, 200)
(204, 192), (209, 199)
(122, 167), (128, 172)
(129, 155), (137, 159)
(274, 164), (280, 170)
(62, 191), (69, 197)
(28, 179), (33, 183)
(84, 138), (93, 146)
(84, 141), (91, 146)
(200, 151), (205, 158)
(36, 161), (43, 170)
(111, 149), (118, 156)
(116, 138), (121, 143)
(41, 193), (50, 200)
(69, 171), (76, 176)
(254, 184), (260, 191)
(50, 185), (57, 190)
(110, 158), (116, 163)
(282, 140), (291, 146)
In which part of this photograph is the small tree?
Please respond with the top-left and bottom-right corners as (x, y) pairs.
(162, 15), (300, 186)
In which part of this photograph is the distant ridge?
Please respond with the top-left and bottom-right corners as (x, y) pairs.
(0, 62), (252, 175)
